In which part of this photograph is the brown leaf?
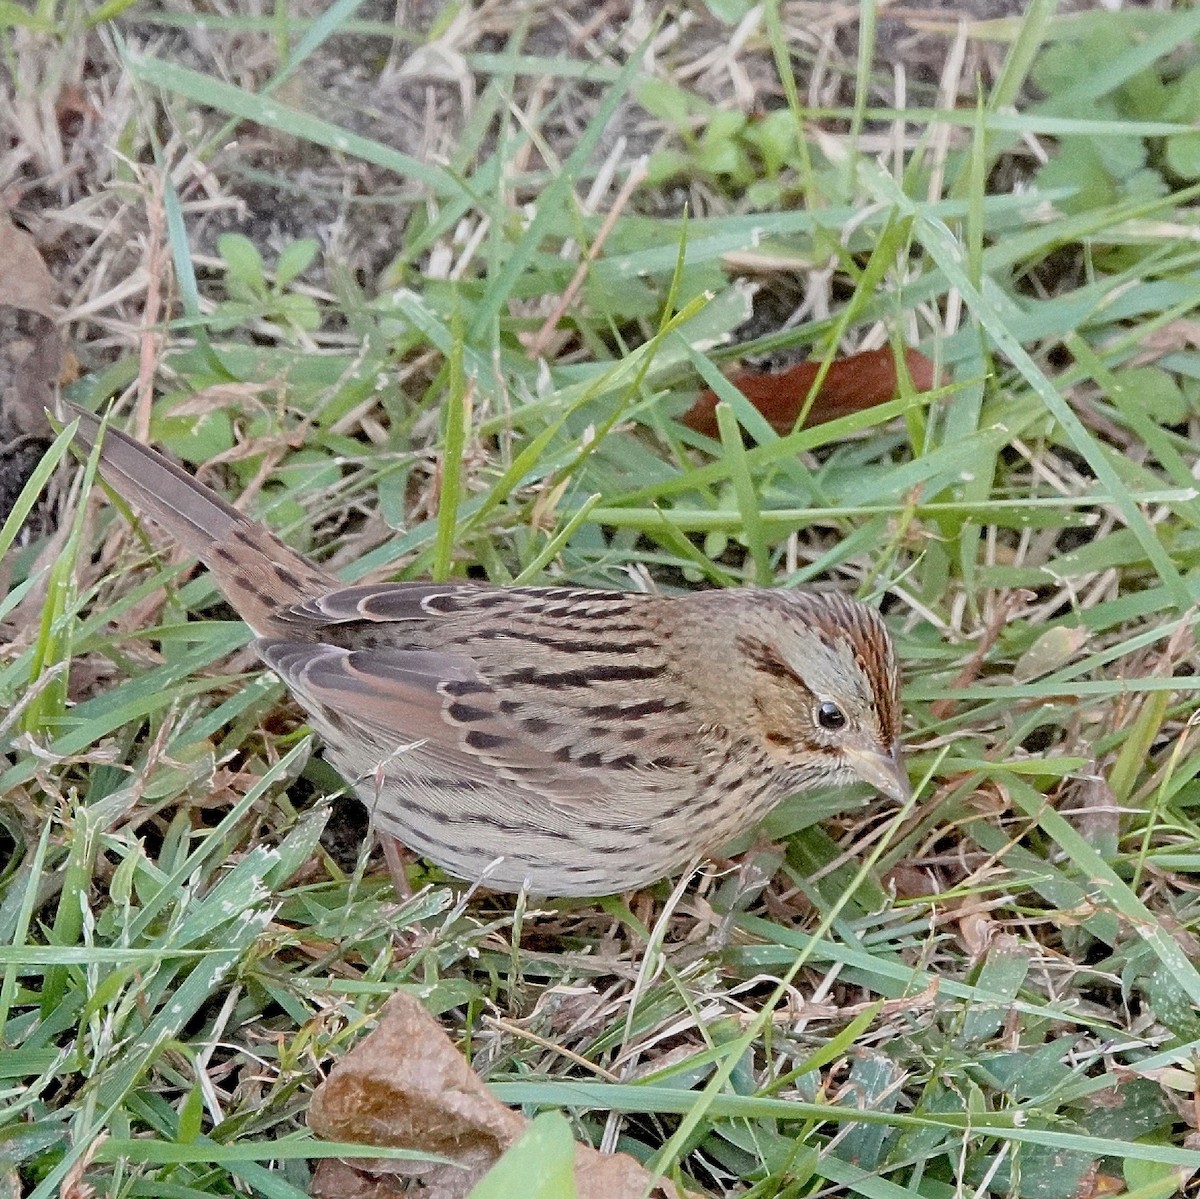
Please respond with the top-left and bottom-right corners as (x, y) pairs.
(55, 83), (100, 142)
(881, 863), (938, 900)
(311, 1160), (406, 1198)
(308, 992), (675, 1199)
(1129, 318), (1200, 366)
(680, 347), (938, 439)
(1065, 772), (1120, 860)
(0, 207), (63, 442)
(0, 209), (58, 318)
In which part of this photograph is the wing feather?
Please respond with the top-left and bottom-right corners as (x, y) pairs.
(274, 581), (654, 630)
(256, 638), (600, 801)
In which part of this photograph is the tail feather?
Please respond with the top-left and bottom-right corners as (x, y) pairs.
(69, 402), (336, 634)
(71, 404), (249, 555)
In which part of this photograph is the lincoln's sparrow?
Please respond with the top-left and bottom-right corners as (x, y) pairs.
(69, 405), (908, 896)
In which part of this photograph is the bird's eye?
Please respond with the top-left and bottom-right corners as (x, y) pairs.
(817, 702), (847, 731)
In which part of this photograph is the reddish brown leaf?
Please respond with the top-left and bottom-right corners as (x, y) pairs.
(680, 346), (937, 439)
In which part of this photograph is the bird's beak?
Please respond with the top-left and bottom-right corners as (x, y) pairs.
(845, 742), (911, 803)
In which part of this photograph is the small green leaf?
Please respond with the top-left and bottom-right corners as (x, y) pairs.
(644, 148), (695, 186)
(274, 237), (320, 288)
(1112, 367), (1188, 425)
(635, 78), (701, 127)
(276, 291), (321, 333)
(218, 232), (266, 293)
(1036, 140), (1115, 213)
(701, 0), (756, 25)
(743, 109), (797, 176)
(1013, 625), (1089, 682)
(1125, 1151), (1184, 1196)
(151, 405), (235, 465)
(467, 1113), (577, 1199)
(1165, 132), (1200, 181)
(176, 1085), (204, 1144)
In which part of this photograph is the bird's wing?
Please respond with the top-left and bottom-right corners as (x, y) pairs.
(257, 638), (609, 804)
(276, 582), (487, 626)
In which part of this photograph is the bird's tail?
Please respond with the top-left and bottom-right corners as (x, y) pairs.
(68, 403), (335, 633)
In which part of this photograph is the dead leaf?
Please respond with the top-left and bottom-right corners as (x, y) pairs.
(0, 306), (62, 441)
(1127, 1064), (1198, 1094)
(1064, 773), (1120, 860)
(1129, 318), (1200, 366)
(55, 83), (99, 142)
(0, 209), (58, 318)
(679, 346), (938, 439)
(882, 863), (938, 900)
(957, 911), (994, 958)
(308, 991), (675, 1199)
(0, 205), (67, 554)
(0, 207), (63, 442)
(310, 1159), (406, 1198)
(1075, 1164), (1124, 1199)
